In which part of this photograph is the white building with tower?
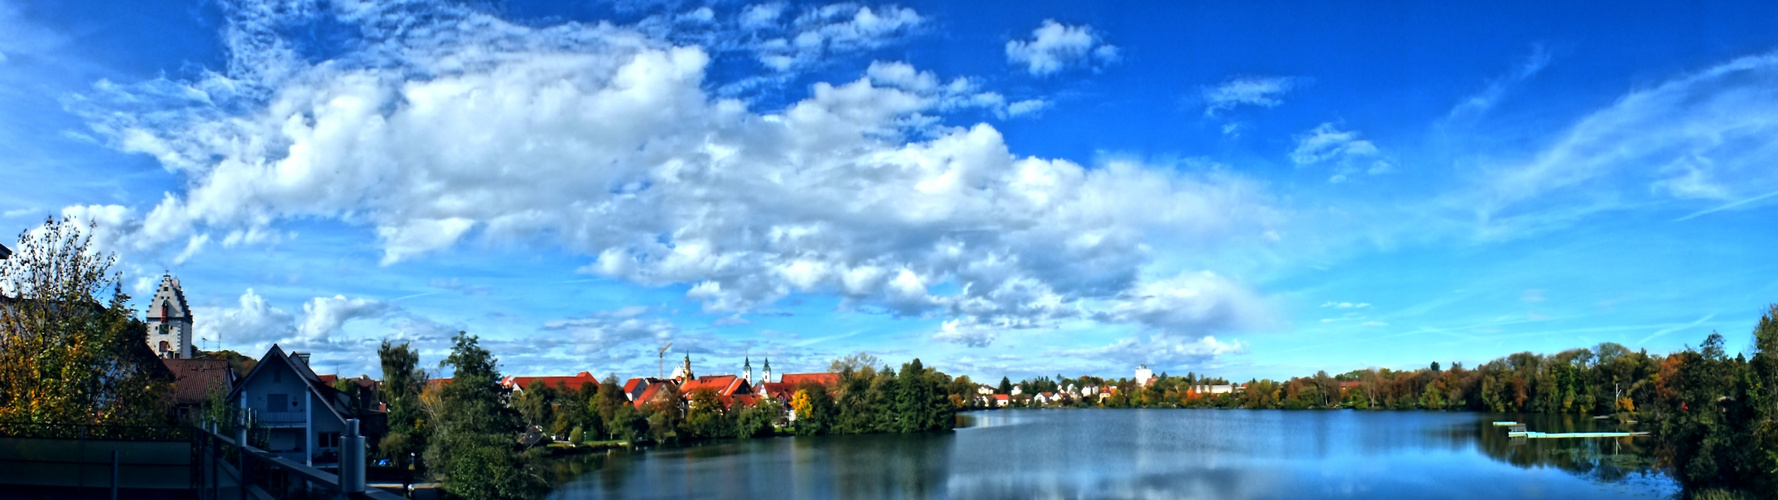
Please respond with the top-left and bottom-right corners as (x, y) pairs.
(1135, 365), (1155, 387)
(146, 273), (194, 359)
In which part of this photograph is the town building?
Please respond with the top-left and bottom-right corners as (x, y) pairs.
(504, 371), (602, 396)
(229, 345), (374, 469)
(163, 358), (236, 423)
(1135, 365), (1154, 387)
(145, 274), (194, 359)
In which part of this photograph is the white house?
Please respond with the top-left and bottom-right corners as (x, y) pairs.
(1010, 385), (1023, 396)
(228, 345), (355, 469)
(977, 384), (995, 396)
(1135, 365), (1155, 387)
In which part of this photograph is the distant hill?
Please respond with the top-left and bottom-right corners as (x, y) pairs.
(196, 349), (258, 378)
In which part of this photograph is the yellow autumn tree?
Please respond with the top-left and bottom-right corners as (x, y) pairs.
(0, 217), (172, 431)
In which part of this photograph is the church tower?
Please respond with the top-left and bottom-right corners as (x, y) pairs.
(743, 356), (753, 384)
(146, 274), (194, 359)
(762, 357), (772, 385)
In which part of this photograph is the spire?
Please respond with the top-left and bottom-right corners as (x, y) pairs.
(762, 357), (772, 384)
(681, 352), (694, 381)
(743, 356), (753, 383)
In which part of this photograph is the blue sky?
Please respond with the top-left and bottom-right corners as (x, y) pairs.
(3, 0), (1776, 382)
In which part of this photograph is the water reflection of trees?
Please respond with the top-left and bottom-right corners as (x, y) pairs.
(1472, 414), (1661, 484)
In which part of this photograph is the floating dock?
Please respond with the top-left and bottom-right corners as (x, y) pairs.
(1507, 431), (1648, 439)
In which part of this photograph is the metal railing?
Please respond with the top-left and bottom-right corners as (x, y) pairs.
(197, 417), (404, 500)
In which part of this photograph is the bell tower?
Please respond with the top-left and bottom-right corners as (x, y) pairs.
(762, 357), (772, 385)
(743, 356), (753, 383)
(145, 273), (194, 359)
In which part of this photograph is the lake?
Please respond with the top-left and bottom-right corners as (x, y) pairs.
(541, 409), (1678, 499)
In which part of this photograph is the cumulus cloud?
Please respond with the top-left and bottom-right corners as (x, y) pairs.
(1201, 76), (1300, 117)
(1005, 20), (1118, 76)
(298, 295), (394, 343)
(750, 4), (923, 71)
(1067, 334), (1245, 369)
(1290, 123), (1393, 183)
(1475, 50), (1778, 231)
(193, 288), (297, 353)
(1094, 271), (1270, 335)
(70, 0), (1279, 348)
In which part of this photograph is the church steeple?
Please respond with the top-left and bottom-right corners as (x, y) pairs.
(680, 352), (694, 381)
(762, 357), (772, 384)
(744, 356), (754, 383)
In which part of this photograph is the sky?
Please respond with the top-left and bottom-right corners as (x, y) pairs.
(2, 0), (1777, 383)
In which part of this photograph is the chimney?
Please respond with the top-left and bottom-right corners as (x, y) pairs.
(293, 352), (311, 366)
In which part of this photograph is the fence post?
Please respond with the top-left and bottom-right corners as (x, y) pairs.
(340, 418), (364, 498)
(237, 414), (249, 500)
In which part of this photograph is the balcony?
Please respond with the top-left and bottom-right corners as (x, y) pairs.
(257, 410), (307, 427)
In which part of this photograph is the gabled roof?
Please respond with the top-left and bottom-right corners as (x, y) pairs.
(631, 380), (678, 410)
(163, 358), (234, 406)
(755, 382), (797, 399)
(148, 274), (192, 321)
(228, 344), (351, 423)
(680, 374), (751, 398)
(504, 371), (601, 393)
(778, 372), (840, 387)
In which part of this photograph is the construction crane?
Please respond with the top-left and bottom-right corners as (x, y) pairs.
(658, 342), (673, 379)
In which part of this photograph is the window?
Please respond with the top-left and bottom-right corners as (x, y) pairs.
(267, 393), (287, 411)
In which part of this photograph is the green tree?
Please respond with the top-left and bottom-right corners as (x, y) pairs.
(377, 340), (427, 470)
(997, 376), (1013, 395)
(427, 332), (540, 500)
(0, 217), (172, 429)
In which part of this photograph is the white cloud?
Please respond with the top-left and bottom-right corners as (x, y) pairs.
(1476, 50), (1778, 232)
(1067, 334), (1245, 369)
(752, 4), (923, 71)
(1202, 76), (1299, 117)
(1448, 45), (1551, 121)
(739, 3), (786, 30)
(298, 295), (394, 343)
(1094, 271), (1270, 335)
(1005, 20), (1118, 76)
(193, 288), (297, 353)
(69, 1), (1280, 347)
(1290, 123), (1393, 183)
(1005, 99), (1048, 117)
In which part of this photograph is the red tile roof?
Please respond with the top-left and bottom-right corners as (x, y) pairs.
(994, 394), (1010, 401)
(778, 372), (840, 387)
(318, 374), (338, 385)
(162, 358), (233, 406)
(680, 375), (751, 398)
(632, 380), (679, 410)
(755, 382), (796, 399)
(505, 371), (601, 393)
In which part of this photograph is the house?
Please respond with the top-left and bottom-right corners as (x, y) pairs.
(229, 345), (372, 469)
(993, 394), (1010, 407)
(977, 384), (995, 396)
(1135, 365), (1155, 387)
(680, 374), (751, 399)
(777, 372), (840, 387)
(1010, 385), (1023, 396)
(163, 358), (235, 423)
(504, 371), (601, 396)
(1192, 384), (1239, 395)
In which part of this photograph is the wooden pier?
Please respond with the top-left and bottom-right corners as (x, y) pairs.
(1495, 421), (1647, 439)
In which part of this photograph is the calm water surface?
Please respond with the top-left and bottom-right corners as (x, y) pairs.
(542, 409), (1677, 500)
